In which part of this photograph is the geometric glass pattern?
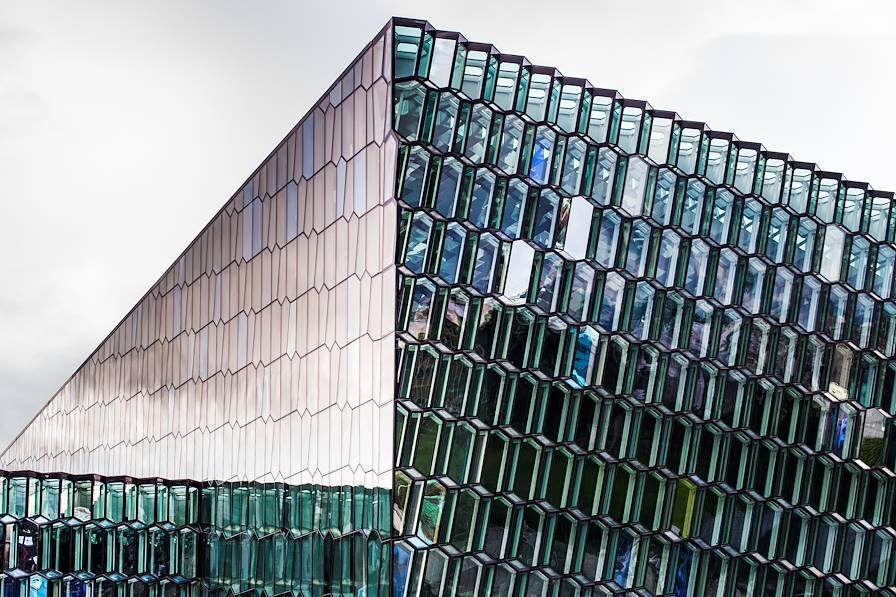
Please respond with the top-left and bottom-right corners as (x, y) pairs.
(0, 471), (389, 596)
(0, 21), (397, 597)
(3, 27), (397, 488)
(3, 16), (896, 597)
(390, 18), (896, 597)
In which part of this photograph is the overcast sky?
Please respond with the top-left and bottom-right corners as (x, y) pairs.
(1, 0), (895, 448)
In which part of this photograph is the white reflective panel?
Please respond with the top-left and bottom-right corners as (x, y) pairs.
(621, 157), (649, 216)
(502, 240), (536, 305)
(647, 118), (672, 165)
(820, 225), (846, 282)
(829, 343), (854, 401)
(858, 408), (887, 467)
(560, 196), (593, 261)
(429, 37), (456, 88)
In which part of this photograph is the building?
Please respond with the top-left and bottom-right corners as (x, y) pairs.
(3, 16), (896, 597)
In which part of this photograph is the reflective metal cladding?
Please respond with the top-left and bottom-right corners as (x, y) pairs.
(3, 16), (896, 597)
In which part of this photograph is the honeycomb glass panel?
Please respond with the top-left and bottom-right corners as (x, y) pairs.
(390, 16), (896, 595)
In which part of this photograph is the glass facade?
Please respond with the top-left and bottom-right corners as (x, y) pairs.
(2, 15), (896, 597)
(0, 471), (389, 595)
(391, 18), (896, 597)
(0, 20), (397, 597)
(2, 23), (396, 487)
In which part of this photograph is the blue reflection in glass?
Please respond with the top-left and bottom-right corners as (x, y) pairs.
(614, 532), (633, 586)
(673, 546), (692, 596)
(438, 225), (466, 284)
(436, 159), (462, 218)
(532, 190), (559, 248)
(469, 170), (494, 229)
(405, 215), (433, 273)
(501, 180), (528, 239)
(572, 326), (599, 386)
(834, 407), (848, 455)
(529, 130), (554, 184)
(392, 544), (412, 597)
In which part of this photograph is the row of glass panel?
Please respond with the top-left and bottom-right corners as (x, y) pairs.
(0, 473), (391, 595)
(398, 333), (896, 490)
(392, 26), (895, 244)
(398, 278), (896, 416)
(394, 79), (893, 239)
(400, 139), (894, 304)
(395, 97), (896, 310)
(2, 520), (388, 590)
(396, 537), (895, 597)
(398, 402), (894, 530)
(400, 212), (896, 361)
(204, 531), (389, 597)
(0, 475), (389, 537)
(0, 575), (199, 597)
(1, 519), (198, 577)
